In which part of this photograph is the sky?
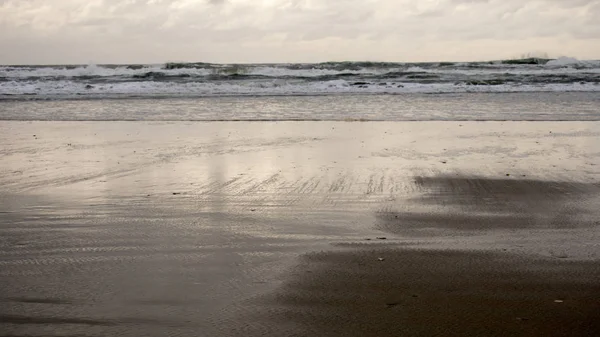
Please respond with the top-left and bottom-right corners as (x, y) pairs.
(0, 0), (599, 64)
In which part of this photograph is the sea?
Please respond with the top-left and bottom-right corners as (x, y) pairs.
(1, 57), (599, 121)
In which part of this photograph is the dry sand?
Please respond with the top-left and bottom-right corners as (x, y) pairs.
(1, 121), (600, 336)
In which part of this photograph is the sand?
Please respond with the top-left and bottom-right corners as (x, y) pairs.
(248, 248), (600, 337)
(1, 121), (600, 336)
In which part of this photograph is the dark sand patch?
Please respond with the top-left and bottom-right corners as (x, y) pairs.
(331, 241), (424, 248)
(6, 297), (74, 305)
(0, 314), (115, 326)
(251, 248), (600, 337)
(413, 177), (599, 202)
(377, 176), (600, 233)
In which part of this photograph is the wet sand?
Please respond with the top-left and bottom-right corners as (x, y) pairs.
(249, 249), (600, 337)
(1, 121), (600, 336)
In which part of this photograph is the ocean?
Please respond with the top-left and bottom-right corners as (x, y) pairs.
(1, 57), (599, 121)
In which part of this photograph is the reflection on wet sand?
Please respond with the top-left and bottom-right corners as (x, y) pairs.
(1, 121), (599, 336)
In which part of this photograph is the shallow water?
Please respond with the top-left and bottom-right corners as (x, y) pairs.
(1, 92), (599, 121)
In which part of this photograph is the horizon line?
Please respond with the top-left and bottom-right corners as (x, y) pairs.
(3, 56), (598, 67)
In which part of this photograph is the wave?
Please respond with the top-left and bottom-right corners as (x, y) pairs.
(1, 79), (599, 100)
(545, 57), (600, 68)
(1, 58), (599, 99)
(2, 58), (599, 80)
(0, 64), (213, 79)
(500, 57), (551, 65)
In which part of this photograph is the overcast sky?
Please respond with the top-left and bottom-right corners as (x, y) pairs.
(0, 0), (598, 64)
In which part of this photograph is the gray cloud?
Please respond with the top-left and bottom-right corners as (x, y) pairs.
(0, 0), (598, 64)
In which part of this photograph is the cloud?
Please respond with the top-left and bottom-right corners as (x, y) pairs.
(0, 0), (598, 63)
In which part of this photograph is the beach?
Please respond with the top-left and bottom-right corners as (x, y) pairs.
(1, 121), (600, 336)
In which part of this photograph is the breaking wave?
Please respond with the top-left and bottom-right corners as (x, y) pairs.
(1, 58), (599, 99)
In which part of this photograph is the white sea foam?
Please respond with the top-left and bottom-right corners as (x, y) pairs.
(246, 66), (388, 77)
(407, 64), (600, 75)
(1, 60), (599, 100)
(0, 64), (149, 78)
(545, 57), (600, 68)
(546, 57), (581, 67)
(406, 66), (427, 72)
(2, 79), (598, 98)
(2, 61), (599, 80)
(0, 64), (214, 79)
(0, 64), (382, 79)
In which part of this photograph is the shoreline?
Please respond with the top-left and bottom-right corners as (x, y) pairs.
(2, 92), (600, 121)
